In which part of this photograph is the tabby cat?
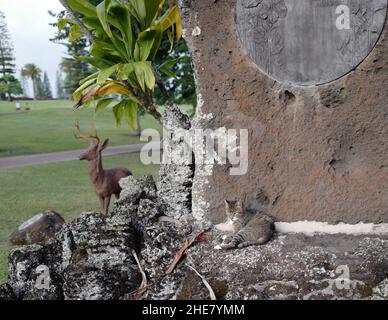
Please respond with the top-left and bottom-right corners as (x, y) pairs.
(214, 200), (275, 250)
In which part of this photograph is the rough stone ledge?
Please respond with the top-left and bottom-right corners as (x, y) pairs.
(175, 233), (388, 300)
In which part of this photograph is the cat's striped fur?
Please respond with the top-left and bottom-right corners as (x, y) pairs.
(215, 200), (275, 250)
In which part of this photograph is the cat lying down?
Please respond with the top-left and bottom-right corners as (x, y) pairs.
(214, 200), (275, 250)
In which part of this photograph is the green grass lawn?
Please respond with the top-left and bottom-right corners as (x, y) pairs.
(0, 100), (163, 158)
(0, 152), (160, 284)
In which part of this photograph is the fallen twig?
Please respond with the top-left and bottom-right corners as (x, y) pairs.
(132, 250), (148, 299)
(165, 231), (209, 274)
(187, 265), (216, 300)
(130, 284), (153, 299)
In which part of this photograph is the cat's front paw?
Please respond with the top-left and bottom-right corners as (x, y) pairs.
(214, 242), (237, 250)
(222, 234), (233, 242)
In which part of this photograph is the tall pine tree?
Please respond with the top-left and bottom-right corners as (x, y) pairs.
(0, 11), (15, 77)
(55, 70), (66, 99)
(0, 11), (21, 100)
(42, 72), (53, 98)
(49, 10), (94, 98)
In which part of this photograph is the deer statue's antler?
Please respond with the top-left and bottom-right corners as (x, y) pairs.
(74, 121), (100, 145)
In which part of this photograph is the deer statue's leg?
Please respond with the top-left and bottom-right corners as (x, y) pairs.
(99, 197), (105, 214)
(103, 196), (111, 215)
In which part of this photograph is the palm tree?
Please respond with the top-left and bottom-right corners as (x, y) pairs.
(21, 64), (41, 99)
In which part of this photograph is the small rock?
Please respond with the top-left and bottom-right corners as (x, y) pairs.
(7, 243), (63, 300)
(119, 175), (157, 204)
(0, 283), (16, 300)
(10, 211), (65, 245)
(176, 269), (209, 300)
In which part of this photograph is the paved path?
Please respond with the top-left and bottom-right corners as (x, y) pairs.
(0, 142), (162, 169)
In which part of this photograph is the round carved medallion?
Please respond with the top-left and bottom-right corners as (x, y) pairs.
(236, 0), (387, 85)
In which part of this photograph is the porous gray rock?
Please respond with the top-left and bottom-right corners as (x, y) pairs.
(60, 211), (141, 300)
(0, 283), (16, 300)
(10, 211), (65, 245)
(2, 206), (143, 300)
(7, 243), (63, 300)
(119, 175), (212, 299)
(158, 161), (194, 220)
(119, 195), (190, 299)
(119, 175), (157, 204)
(158, 106), (194, 220)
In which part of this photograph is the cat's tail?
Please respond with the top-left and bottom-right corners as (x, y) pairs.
(237, 236), (271, 249)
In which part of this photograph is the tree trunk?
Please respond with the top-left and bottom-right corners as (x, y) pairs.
(32, 79), (37, 100)
(131, 113), (142, 137)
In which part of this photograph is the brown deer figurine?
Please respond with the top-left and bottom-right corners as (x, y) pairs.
(75, 122), (132, 214)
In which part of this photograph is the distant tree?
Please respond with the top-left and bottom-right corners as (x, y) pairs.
(35, 75), (46, 98)
(154, 38), (196, 107)
(42, 72), (53, 98)
(0, 11), (16, 77)
(56, 70), (66, 99)
(0, 11), (19, 100)
(59, 41), (93, 96)
(49, 10), (95, 98)
(0, 74), (23, 101)
(35, 75), (43, 98)
(21, 64), (42, 99)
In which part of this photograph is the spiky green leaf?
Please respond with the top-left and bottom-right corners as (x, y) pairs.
(127, 0), (146, 28)
(65, 0), (97, 18)
(109, 4), (134, 60)
(97, 64), (119, 84)
(69, 24), (83, 42)
(95, 97), (117, 115)
(112, 99), (138, 129)
(96, 0), (113, 38)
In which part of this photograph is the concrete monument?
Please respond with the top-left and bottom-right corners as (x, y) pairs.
(181, 0), (388, 224)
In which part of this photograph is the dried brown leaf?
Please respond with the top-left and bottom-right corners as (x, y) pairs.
(188, 265), (217, 300)
(132, 250), (149, 300)
(165, 231), (209, 274)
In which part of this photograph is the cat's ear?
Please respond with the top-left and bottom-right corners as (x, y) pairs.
(225, 199), (230, 207)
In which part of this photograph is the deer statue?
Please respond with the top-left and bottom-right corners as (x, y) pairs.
(75, 122), (132, 215)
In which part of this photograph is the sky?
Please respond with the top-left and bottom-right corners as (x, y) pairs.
(0, 0), (66, 97)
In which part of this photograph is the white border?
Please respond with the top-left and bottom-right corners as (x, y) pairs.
(275, 221), (388, 236)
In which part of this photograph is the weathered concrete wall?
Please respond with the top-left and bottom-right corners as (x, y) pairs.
(180, 0), (388, 224)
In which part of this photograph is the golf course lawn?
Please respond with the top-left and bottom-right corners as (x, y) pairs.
(0, 100), (163, 157)
(0, 152), (160, 284)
